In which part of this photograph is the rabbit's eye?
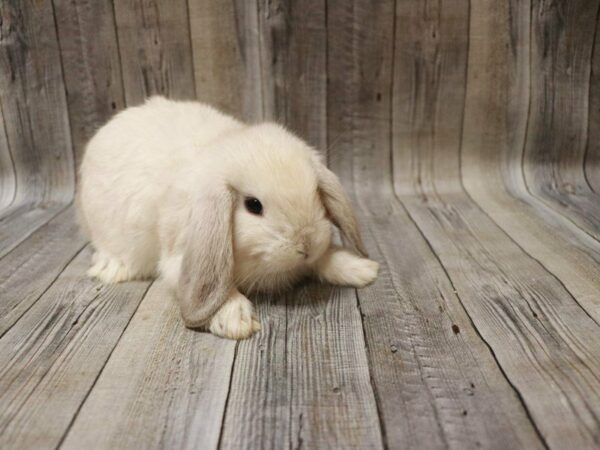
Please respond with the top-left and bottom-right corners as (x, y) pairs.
(244, 197), (263, 215)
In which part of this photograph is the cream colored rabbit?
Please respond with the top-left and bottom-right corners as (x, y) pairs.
(78, 96), (378, 339)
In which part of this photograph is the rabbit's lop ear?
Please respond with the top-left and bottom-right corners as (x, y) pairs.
(177, 184), (235, 328)
(311, 154), (369, 257)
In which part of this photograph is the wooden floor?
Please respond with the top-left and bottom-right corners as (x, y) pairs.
(1, 182), (599, 449)
(2, 0), (600, 448)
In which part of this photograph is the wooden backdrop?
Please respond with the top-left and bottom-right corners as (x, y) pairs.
(1, 1), (600, 448)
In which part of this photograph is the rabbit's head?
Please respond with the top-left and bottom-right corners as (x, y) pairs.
(178, 124), (367, 327)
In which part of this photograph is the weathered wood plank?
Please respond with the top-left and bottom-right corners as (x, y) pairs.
(0, 102), (16, 210)
(188, 0), (262, 121)
(258, 0), (327, 149)
(523, 0), (600, 239)
(0, 247), (150, 449)
(61, 282), (235, 450)
(399, 192), (600, 449)
(355, 197), (544, 450)
(0, 0), (74, 204)
(585, 8), (600, 193)
(113, 0), (196, 105)
(53, 0), (125, 171)
(0, 203), (66, 259)
(461, 0), (600, 325)
(0, 207), (86, 336)
(220, 285), (383, 449)
(327, 0), (543, 447)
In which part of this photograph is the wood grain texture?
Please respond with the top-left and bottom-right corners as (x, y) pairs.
(0, 102), (16, 210)
(390, 0), (600, 447)
(355, 198), (544, 450)
(52, 0), (125, 171)
(522, 0), (600, 239)
(113, 0), (196, 105)
(461, 0), (600, 324)
(188, 0), (262, 121)
(0, 0), (74, 204)
(61, 282), (235, 450)
(0, 207), (86, 337)
(327, 1), (542, 448)
(258, 0), (327, 149)
(0, 247), (150, 450)
(220, 286), (383, 450)
(0, 203), (66, 259)
(585, 6), (600, 193)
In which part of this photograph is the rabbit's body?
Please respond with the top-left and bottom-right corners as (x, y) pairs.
(79, 97), (242, 284)
(79, 97), (378, 339)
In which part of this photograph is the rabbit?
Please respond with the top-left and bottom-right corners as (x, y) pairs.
(78, 96), (379, 339)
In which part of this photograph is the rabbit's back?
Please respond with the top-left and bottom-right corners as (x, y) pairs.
(77, 97), (242, 279)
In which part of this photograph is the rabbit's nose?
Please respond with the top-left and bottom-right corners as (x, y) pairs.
(296, 249), (308, 258)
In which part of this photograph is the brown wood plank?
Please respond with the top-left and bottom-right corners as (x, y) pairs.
(0, 247), (150, 449)
(0, 207), (86, 336)
(523, 0), (600, 240)
(188, 0), (262, 120)
(219, 285), (383, 449)
(61, 282), (235, 450)
(113, 0), (196, 105)
(53, 0), (126, 172)
(0, 0), (74, 204)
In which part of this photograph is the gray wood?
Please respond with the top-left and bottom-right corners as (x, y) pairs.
(219, 285), (383, 450)
(0, 203), (66, 259)
(52, 0), (126, 171)
(258, 0), (327, 150)
(523, 0), (600, 240)
(0, 102), (16, 210)
(188, 0), (262, 121)
(0, 207), (86, 336)
(585, 6), (600, 193)
(113, 0), (196, 105)
(61, 282), (235, 450)
(326, 1), (542, 448)
(0, 0), (74, 204)
(0, 246), (150, 449)
(461, 0), (600, 324)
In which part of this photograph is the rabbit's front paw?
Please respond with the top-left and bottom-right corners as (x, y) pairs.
(209, 293), (261, 340)
(343, 257), (379, 288)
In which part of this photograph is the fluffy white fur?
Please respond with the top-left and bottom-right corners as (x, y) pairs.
(78, 96), (378, 339)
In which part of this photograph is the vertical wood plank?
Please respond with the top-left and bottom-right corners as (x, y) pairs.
(584, 9), (600, 192)
(461, 0), (600, 325)
(258, 0), (327, 149)
(61, 283), (235, 450)
(188, 0), (262, 121)
(113, 0), (196, 105)
(328, 0), (542, 448)
(52, 0), (126, 171)
(0, 0), (74, 204)
(523, 0), (600, 239)
(0, 103), (16, 210)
